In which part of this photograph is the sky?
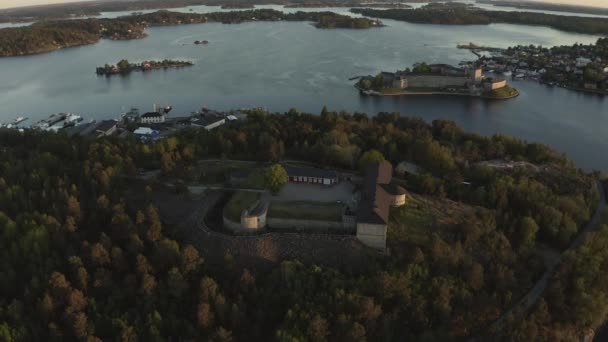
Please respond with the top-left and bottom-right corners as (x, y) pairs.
(1, 0), (608, 10)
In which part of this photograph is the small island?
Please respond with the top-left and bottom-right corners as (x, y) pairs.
(350, 4), (608, 35)
(95, 59), (193, 76)
(355, 62), (519, 100)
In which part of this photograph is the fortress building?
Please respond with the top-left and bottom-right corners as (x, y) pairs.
(389, 64), (484, 89)
(356, 161), (406, 251)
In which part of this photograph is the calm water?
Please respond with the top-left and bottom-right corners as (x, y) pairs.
(0, 16), (607, 170)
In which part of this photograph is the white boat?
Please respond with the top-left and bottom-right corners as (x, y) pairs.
(13, 117), (28, 125)
(63, 113), (83, 127)
(502, 71), (512, 76)
(515, 73), (525, 78)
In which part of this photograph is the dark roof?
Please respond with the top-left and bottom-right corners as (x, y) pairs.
(64, 122), (96, 137)
(381, 183), (406, 196)
(95, 120), (117, 133)
(141, 112), (164, 118)
(286, 166), (338, 179)
(357, 161), (394, 225)
(248, 200), (268, 216)
(199, 115), (225, 127)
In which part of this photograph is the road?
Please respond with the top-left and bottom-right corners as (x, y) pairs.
(478, 181), (606, 339)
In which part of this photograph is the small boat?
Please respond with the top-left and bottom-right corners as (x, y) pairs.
(63, 114), (83, 128)
(502, 71), (512, 76)
(12, 116), (28, 125)
(515, 73), (525, 79)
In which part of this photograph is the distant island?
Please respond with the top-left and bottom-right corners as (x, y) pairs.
(477, 0), (608, 16)
(355, 62), (519, 99)
(0, 9), (382, 57)
(351, 3), (608, 35)
(95, 59), (193, 76)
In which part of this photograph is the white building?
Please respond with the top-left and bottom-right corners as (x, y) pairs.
(140, 112), (166, 124)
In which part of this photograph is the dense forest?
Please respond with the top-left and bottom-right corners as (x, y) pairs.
(0, 9), (380, 57)
(351, 6), (608, 35)
(0, 108), (602, 341)
(500, 210), (608, 341)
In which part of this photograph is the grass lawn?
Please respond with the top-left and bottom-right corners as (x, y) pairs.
(389, 193), (478, 246)
(224, 191), (261, 222)
(242, 168), (266, 189)
(379, 87), (405, 94)
(484, 85), (519, 99)
(268, 201), (343, 222)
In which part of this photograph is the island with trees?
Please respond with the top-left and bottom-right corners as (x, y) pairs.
(351, 4), (608, 35)
(95, 59), (194, 76)
(356, 62), (518, 99)
(0, 105), (605, 341)
(0, 9), (382, 57)
(477, 0), (608, 16)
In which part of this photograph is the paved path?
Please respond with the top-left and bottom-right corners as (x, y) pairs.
(477, 181), (606, 339)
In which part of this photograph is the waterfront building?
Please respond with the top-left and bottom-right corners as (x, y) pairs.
(140, 112), (166, 124)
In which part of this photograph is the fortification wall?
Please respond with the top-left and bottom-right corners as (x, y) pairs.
(268, 217), (355, 233)
(404, 75), (470, 88)
(485, 80), (508, 90)
(356, 223), (387, 250)
(223, 215), (244, 232)
(389, 194), (406, 207)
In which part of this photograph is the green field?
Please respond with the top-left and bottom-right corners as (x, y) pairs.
(242, 168), (266, 189)
(224, 191), (261, 222)
(268, 201), (343, 221)
(379, 87), (405, 94)
(483, 85), (520, 99)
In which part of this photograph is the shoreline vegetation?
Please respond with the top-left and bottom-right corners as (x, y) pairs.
(350, 3), (608, 35)
(0, 9), (382, 57)
(476, 0), (608, 16)
(354, 83), (520, 100)
(95, 59), (194, 76)
(0, 0), (437, 23)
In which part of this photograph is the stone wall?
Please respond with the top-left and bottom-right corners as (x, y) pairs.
(268, 217), (355, 233)
(404, 75), (470, 89)
(484, 79), (507, 90)
(389, 194), (406, 207)
(356, 222), (387, 250)
(223, 215), (243, 232)
(241, 202), (267, 230)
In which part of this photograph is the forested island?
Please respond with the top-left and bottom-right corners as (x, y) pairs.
(351, 4), (608, 35)
(0, 9), (381, 57)
(477, 0), (608, 16)
(96, 59), (194, 76)
(0, 107), (606, 341)
(0, 0), (403, 23)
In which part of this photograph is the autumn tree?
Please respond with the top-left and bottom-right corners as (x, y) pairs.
(264, 164), (288, 195)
